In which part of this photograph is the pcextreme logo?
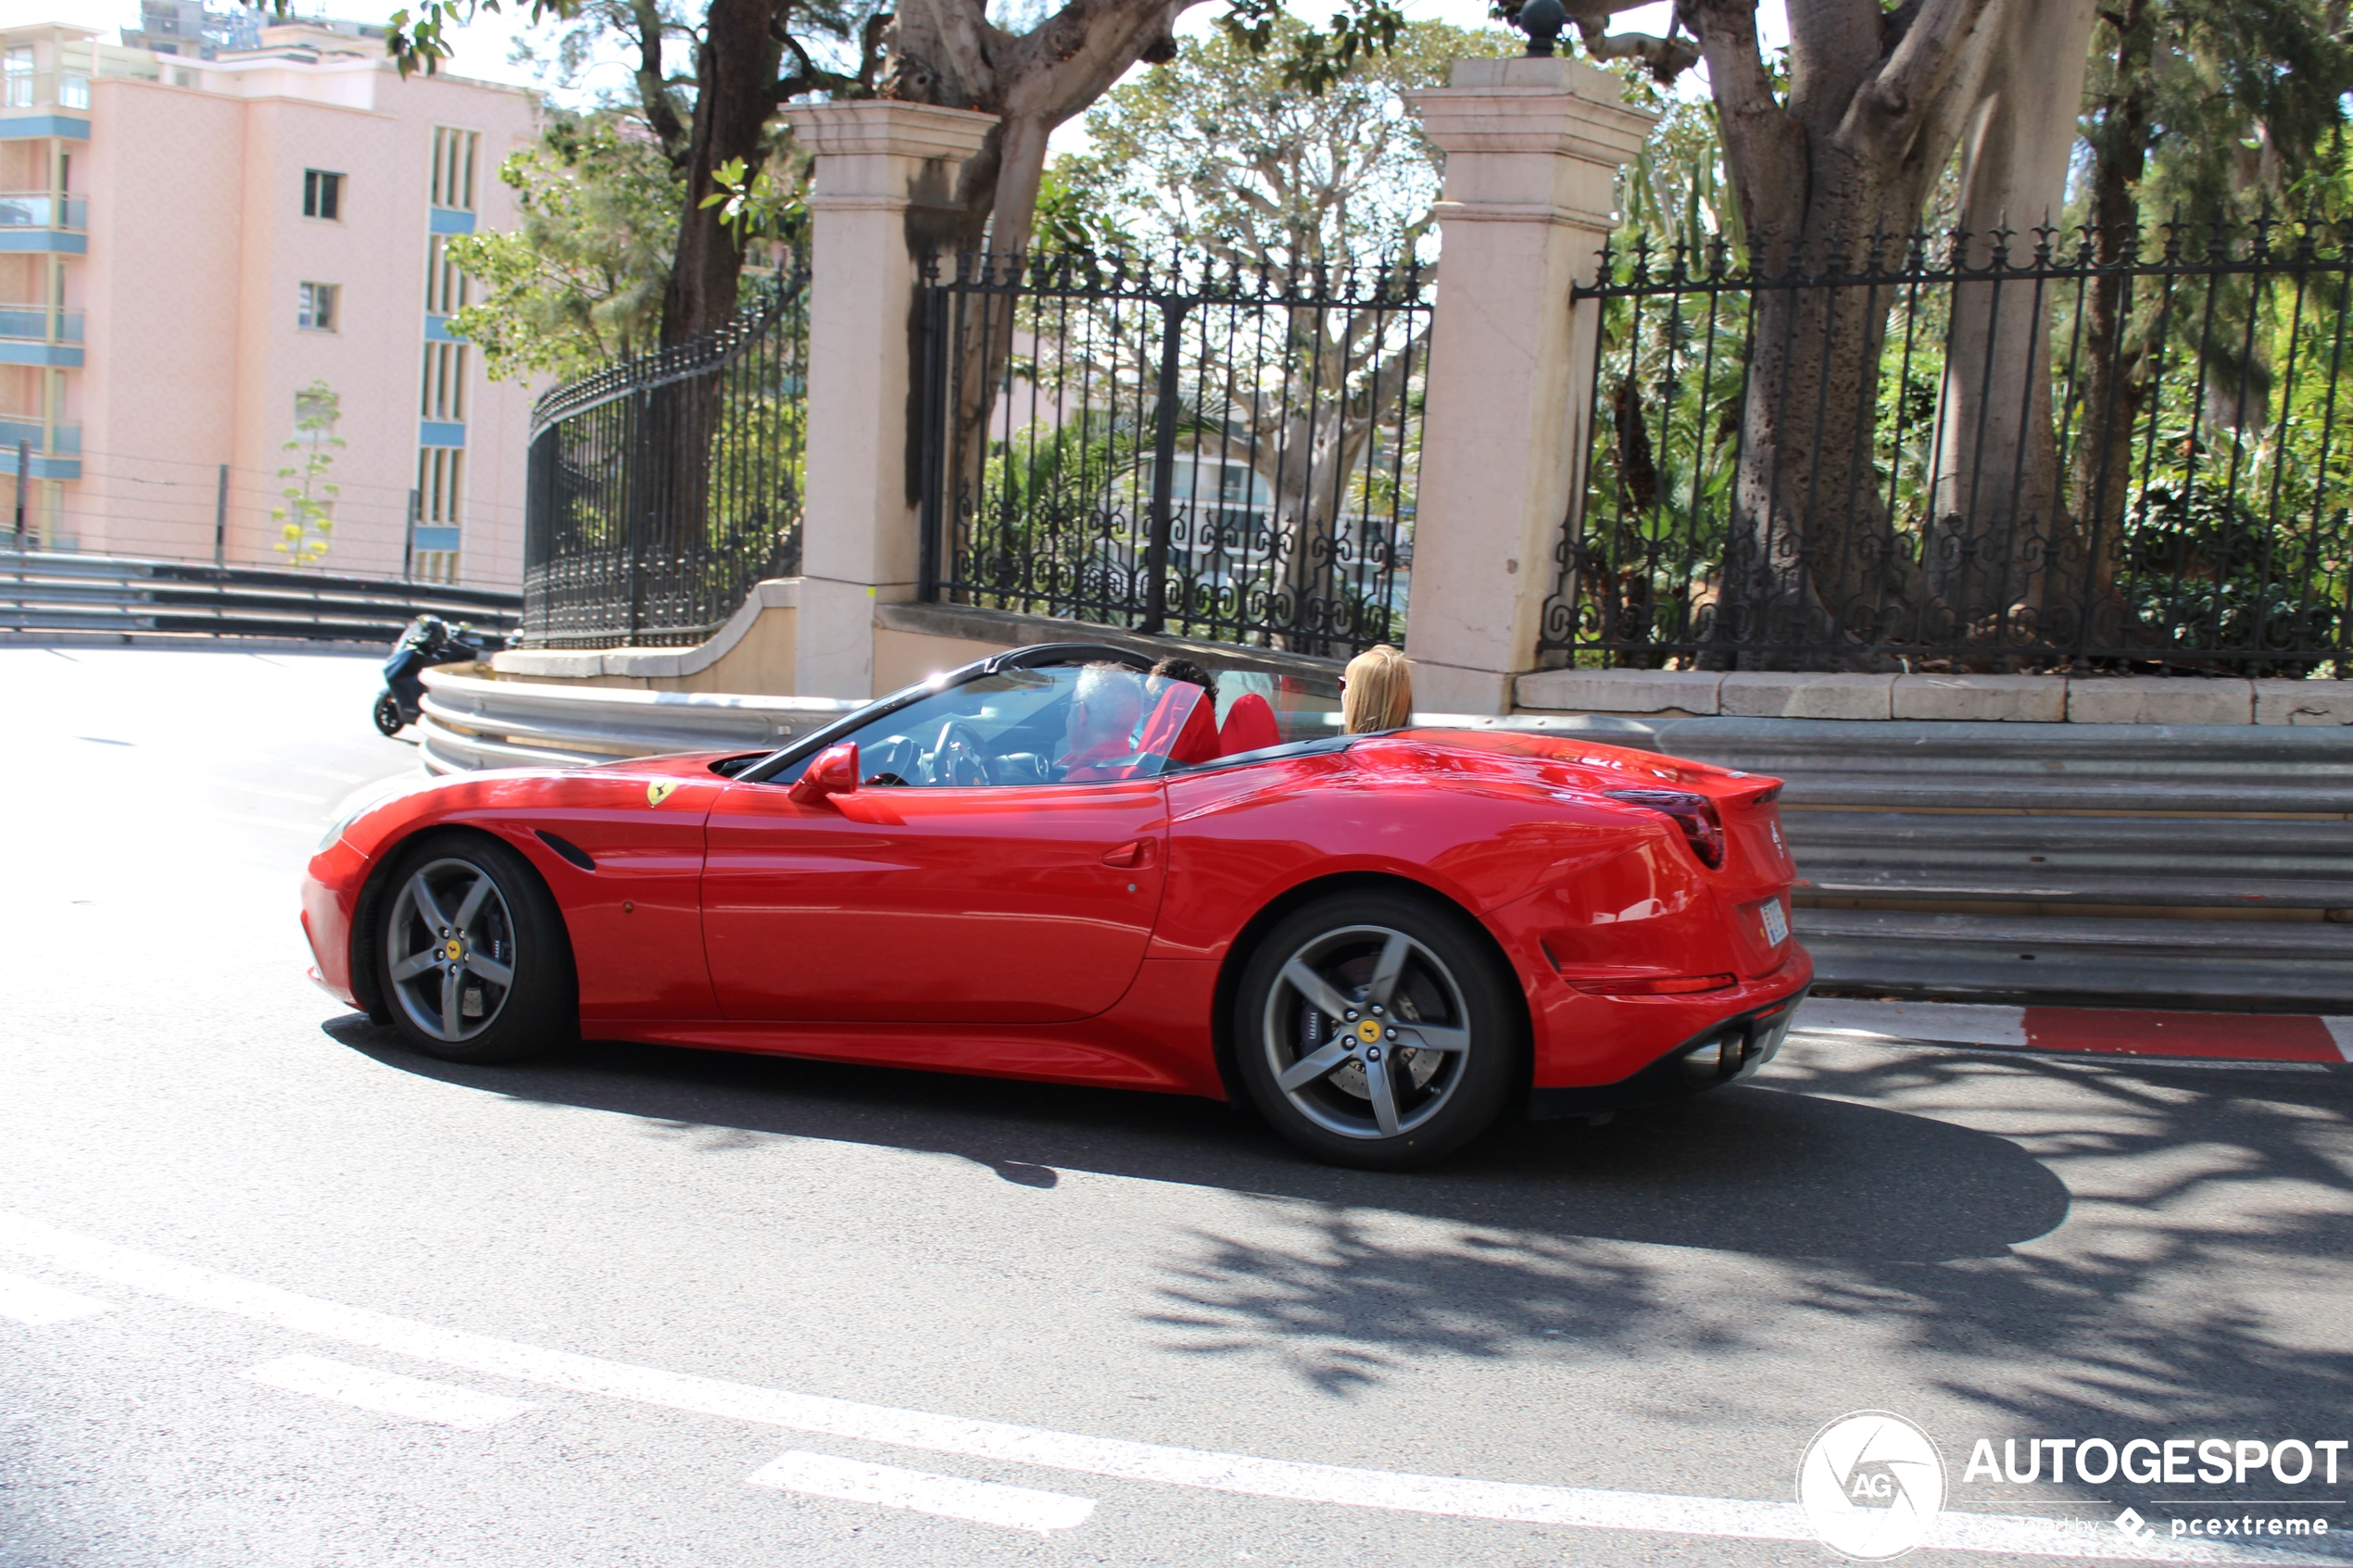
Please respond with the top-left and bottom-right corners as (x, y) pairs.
(1798, 1411), (1947, 1561)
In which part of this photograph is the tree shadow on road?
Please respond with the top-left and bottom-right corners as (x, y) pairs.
(323, 1014), (2353, 1445)
(323, 1014), (2064, 1265)
(1151, 1046), (2353, 1461)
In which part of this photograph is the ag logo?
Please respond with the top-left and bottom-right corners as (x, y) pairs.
(646, 780), (678, 807)
(1797, 1411), (1945, 1561)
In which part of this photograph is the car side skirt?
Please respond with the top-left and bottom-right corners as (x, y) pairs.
(591, 958), (1231, 1098)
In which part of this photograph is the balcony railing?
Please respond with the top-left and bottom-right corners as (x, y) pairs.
(0, 305), (81, 342)
(0, 417), (80, 455)
(0, 193), (87, 231)
(1, 69), (94, 111)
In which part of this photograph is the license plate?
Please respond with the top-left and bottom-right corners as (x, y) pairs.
(1759, 897), (1789, 947)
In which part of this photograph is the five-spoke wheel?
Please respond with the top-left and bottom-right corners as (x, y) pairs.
(1235, 890), (1520, 1169)
(377, 834), (573, 1063)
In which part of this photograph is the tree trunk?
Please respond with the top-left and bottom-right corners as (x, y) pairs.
(1923, 0), (2095, 659)
(1725, 194), (1946, 667)
(1688, 0), (2013, 668)
(659, 0), (786, 344)
(2060, 0), (2156, 656)
(1241, 316), (1424, 654)
(887, 0), (1189, 247)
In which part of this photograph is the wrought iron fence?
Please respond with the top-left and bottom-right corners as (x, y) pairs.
(1545, 219), (2353, 675)
(520, 270), (809, 648)
(920, 252), (1428, 658)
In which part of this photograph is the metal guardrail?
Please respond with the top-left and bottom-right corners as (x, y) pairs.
(416, 667), (863, 773)
(414, 673), (2353, 1011)
(1652, 718), (2353, 1011)
(416, 666), (1663, 774)
(1, 550), (522, 644)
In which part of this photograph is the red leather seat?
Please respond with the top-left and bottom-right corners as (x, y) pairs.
(1217, 692), (1281, 756)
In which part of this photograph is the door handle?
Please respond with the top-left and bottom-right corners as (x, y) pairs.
(1101, 838), (1158, 869)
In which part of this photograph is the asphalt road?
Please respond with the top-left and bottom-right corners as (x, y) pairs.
(3, 645), (2351, 1568)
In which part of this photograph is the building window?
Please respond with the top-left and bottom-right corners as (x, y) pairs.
(414, 445), (464, 583)
(424, 234), (470, 315)
(59, 75), (88, 108)
(302, 169), (343, 220)
(297, 282), (339, 332)
(4, 48), (33, 108)
(430, 126), (478, 211)
(421, 341), (468, 422)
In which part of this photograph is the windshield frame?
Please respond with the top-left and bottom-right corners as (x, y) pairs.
(733, 643), (1156, 785)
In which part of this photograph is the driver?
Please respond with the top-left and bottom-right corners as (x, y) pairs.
(1057, 663), (1146, 781)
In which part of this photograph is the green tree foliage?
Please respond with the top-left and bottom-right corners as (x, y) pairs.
(443, 114), (683, 382)
(1051, 19), (1516, 271)
(2081, 0), (2353, 232)
(1605, 62), (1755, 258)
(368, 0), (1430, 354)
(272, 381), (344, 569)
(2059, 0), (2353, 669)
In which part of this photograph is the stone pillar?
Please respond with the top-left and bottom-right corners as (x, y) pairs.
(783, 100), (997, 699)
(1403, 58), (1656, 714)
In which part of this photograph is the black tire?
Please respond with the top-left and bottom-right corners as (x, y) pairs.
(1233, 889), (1522, 1170)
(375, 832), (575, 1064)
(372, 692), (405, 737)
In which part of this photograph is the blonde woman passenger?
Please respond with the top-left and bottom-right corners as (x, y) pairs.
(1340, 644), (1414, 734)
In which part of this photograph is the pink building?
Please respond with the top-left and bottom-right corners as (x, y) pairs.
(1, 17), (538, 587)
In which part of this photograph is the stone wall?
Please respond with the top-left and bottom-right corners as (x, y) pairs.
(1516, 669), (2353, 726)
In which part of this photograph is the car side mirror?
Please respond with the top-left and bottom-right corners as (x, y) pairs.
(787, 741), (859, 807)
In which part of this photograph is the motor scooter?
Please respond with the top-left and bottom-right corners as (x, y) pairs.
(373, 615), (487, 736)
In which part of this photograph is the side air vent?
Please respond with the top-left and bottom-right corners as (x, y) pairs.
(535, 830), (596, 872)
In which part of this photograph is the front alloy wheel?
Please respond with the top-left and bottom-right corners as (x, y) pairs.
(376, 834), (573, 1063)
(386, 857), (519, 1045)
(1237, 891), (1519, 1169)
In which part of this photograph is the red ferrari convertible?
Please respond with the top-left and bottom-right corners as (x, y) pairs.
(303, 644), (1809, 1168)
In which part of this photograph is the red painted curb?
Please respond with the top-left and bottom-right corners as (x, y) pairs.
(2020, 1007), (2345, 1064)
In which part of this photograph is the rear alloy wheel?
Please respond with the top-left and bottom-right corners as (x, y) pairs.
(378, 834), (573, 1064)
(1235, 891), (1521, 1169)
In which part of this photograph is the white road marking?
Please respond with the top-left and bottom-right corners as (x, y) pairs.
(2324, 1017), (2353, 1063)
(747, 1449), (1096, 1533)
(245, 1353), (533, 1430)
(1792, 998), (2030, 1048)
(0, 1212), (2331, 1565)
(0, 1269), (112, 1324)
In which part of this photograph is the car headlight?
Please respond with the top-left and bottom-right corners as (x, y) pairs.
(317, 805), (369, 853)
(317, 772), (434, 853)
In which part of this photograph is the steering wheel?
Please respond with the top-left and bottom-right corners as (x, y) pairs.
(923, 721), (992, 786)
(862, 734), (917, 784)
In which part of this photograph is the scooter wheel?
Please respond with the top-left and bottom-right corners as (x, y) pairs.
(372, 693), (406, 737)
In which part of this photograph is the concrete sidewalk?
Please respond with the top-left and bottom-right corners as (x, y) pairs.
(1793, 997), (2353, 1069)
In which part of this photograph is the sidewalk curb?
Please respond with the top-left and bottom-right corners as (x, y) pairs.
(1793, 998), (2353, 1070)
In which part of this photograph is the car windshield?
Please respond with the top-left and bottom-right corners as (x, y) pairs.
(802, 660), (1215, 787)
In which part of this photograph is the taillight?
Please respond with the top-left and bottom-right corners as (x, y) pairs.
(1604, 788), (1726, 868)
(1572, 972), (1737, 996)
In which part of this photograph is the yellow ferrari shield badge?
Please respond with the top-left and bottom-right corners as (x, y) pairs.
(646, 780), (678, 807)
